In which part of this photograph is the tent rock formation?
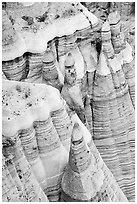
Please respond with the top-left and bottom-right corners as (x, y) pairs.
(2, 2), (135, 202)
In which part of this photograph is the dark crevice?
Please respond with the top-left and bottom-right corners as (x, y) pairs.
(55, 38), (59, 62)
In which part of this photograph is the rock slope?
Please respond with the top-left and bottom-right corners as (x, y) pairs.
(2, 2), (135, 202)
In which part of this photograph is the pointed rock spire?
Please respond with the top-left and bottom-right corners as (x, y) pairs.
(108, 12), (126, 54)
(61, 122), (104, 201)
(108, 11), (121, 36)
(64, 53), (75, 67)
(34, 117), (68, 201)
(43, 50), (55, 63)
(64, 52), (77, 85)
(69, 122), (92, 174)
(101, 20), (111, 42)
(71, 123), (84, 146)
(42, 49), (62, 90)
(111, 32), (126, 54)
(102, 21), (115, 59)
(51, 103), (73, 151)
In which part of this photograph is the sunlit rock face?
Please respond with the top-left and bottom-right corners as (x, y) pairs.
(2, 80), (71, 201)
(61, 123), (127, 202)
(2, 79), (93, 202)
(42, 50), (63, 91)
(92, 19), (135, 202)
(2, 2), (135, 202)
(108, 11), (135, 109)
(2, 79), (127, 202)
(2, 2), (101, 87)
(2, 138), (49, 202)
(61, 53), (85, 124)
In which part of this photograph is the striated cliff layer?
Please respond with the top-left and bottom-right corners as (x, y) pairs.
(2, 80), (71, 201)
(2, 2), (135, 202)
(2, 80), (128, 202)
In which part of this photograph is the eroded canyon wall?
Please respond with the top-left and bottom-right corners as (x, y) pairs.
(2, 2), (135, 202)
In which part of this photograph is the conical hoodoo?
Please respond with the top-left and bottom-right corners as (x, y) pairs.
(121, 45), (135, 108)
(92, 20), (135, 201)
(54, 33), (77, 74)
(78, 40), (97, 135)
(105, 34), (135, 203)
(78, 40), (97, 101)
(26, 52), (44, 83)
(101, 21), (115, 59)
(64, 52), (76, 85)
(42, 49), (62, 91)
(61, 53), (85, 124)
(19, 126), (48, 195)
(50, 100), (73, 152)
(34, 116), (68, 201)
(2, 80), (69, 202)
(2, 137), (49, 202)
(61, 123), (128, 202)
(108, 11), (135, 109)
(2, 2), (135, 203)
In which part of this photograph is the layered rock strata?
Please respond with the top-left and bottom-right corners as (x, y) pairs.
(2, 2), (135, 202)
(2, 54), (29, 81)
(61, 53), (85, 124)
(2, 2), (100, 135)
(2, 138), (49, 202)
(2, 80), (71, 201)
(108, 11), (135, 109)
(50, 101), (73, 151)
(2, 155), (24, 202)
(61, 123), (127, 202)
(34, 117), (68, 201)
(19, 126), (48, 194)
(92, 20), (135, 201)
(2, 2), (101, 88)
(42, 50), (63, 91)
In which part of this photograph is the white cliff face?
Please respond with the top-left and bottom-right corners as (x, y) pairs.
(2, 2), (100, 86)
(2, 2), (99, 61)
(2, 79), (92, 201)
(2, 2), (135, 202)
(108, 10), (135, 110)
(2, 80), (63, 137)
(92, 17), (135, 202)
(2, 80), (68, 201)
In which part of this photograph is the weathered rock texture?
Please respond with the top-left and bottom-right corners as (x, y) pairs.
(2, 139), (49, 202)
(2, 80), (71, 201)
(61, 123), (127, 202)
(2, 80), (128, 202)
(2, 2), (135, 202)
